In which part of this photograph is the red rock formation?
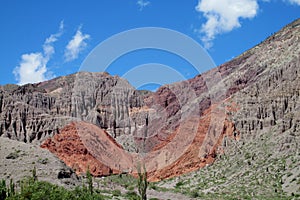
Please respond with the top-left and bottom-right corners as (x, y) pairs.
(8, 18), (300, 183)
(41, 121), (122, 177)
(41, 100), (238, 181)
(145, 101), (238, 181)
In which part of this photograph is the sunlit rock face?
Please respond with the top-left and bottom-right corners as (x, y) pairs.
(1, 19), (299, 183)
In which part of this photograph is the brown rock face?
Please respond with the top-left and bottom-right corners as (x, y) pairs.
(41, 121), (122, 177)
(40, 100), (237, 181)
(2, 19), (300, 181)
(146, 103), (227, 181)
(0, 72), (146, 144)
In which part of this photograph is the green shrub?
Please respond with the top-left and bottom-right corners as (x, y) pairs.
(37, 158), (48, 164)
(149, 183), (157, 190)
(189, 190), (199, 198)
(112, 189), (121, 196)
(0, 180), (7, 200)
(127, 185), (135, 191)
(175, 181), (184, 188)
(5, 152), (19, 160)
(125, 191), (140, 200)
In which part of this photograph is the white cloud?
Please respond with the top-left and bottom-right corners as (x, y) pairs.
(13, 21), (64, 85)
(13, 53), (47, 85)
(287, 0), (300, 5)
(64, 27), (90, 62)
(196, 0), (300, 48)
(43, 21), (64, 56)
(137, 0), (150, 11)
(196, 0), (259, 48)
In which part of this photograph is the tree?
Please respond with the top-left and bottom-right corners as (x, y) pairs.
(32, 166), (37, 182)
(86, 167), (93, 195)
(137, 163), (148, 200)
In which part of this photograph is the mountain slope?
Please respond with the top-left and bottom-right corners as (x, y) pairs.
(0, 18), (299, 198)
(0, 72), (145, 143)
(40, 18), (300, 184)
(153, 18), (300, 198)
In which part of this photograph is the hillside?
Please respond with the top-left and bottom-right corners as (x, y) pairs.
(0, 18), (299, 199)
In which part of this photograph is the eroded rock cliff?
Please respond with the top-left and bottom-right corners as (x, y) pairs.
(1, 19), (299, 187)
(0, 72), (146, 144)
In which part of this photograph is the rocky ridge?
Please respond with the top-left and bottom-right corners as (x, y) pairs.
(0, 72), (147, 144)
(40, 19), (300, 183)
(155, 18), (300, 197)
(0, 18), (299, 196)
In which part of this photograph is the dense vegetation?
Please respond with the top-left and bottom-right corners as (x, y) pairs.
(0, 177), (107, 200)
(0, 168), (145, 200)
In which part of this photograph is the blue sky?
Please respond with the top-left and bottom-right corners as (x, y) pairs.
(0, 0), (299, 90)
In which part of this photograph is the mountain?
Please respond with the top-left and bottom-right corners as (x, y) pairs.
(0, 18), (299, 198)
(157, 18), (300, 198)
